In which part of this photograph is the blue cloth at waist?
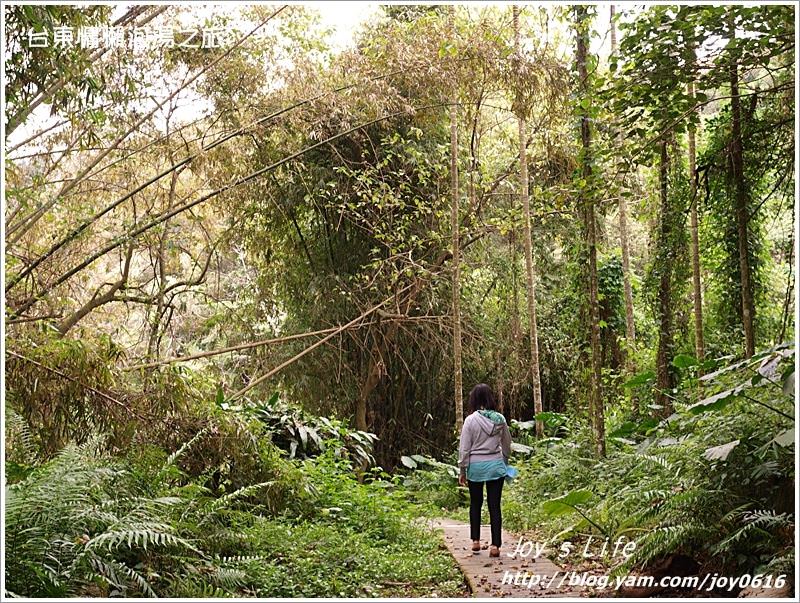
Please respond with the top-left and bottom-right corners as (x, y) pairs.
(466, 459), (507, 482)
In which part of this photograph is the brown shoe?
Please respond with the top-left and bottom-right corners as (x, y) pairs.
(472, 540), (481, 552)
(489, 545), (500, 557)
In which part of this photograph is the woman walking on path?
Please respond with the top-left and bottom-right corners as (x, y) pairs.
(458, 383), (512, 557)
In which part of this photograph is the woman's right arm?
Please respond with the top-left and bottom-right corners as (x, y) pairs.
(458, 419), (472, 479)
(500, 423), (512, 464)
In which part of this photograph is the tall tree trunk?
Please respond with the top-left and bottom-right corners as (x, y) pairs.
(510, 226), (521, 415)
(356, 359), (382, 432)
(655, 139), (675, 414)
(146, 234), (167, 360)
(514, 5), (544, 437)
(728, 12), (756, 358)
(778, 232), (794, 344)
(687, 78), (705, 366)
(609, 5), (636, 376)
(511, 227), (521, 347)
(450, 8), (464, 432)
(147, 123), (180, 361)
(576, 5), (605, 457)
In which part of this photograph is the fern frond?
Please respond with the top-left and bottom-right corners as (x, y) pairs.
(639, 454), (674, 472)
(629, 523), (712, 569)
(87, 555), (158, 597)
(86, 522), (196, 553)
(761, 550), (794, 575)
(211, 567), (248, 590)
(712, 510), (794, 554)
(116, 562), (159, 598)
(743, 510), (793, 528)
(5, 406), (38, 461)
(198, 482), (275, 526)
(156, 429), (208, 483)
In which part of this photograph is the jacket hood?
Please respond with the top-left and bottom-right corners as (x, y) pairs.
(474, 410), (504, 436)
(478, 409), (506, 424)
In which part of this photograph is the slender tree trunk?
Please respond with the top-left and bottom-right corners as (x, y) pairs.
(576, 5), (605, 457)
(510, 227), (522, 418)
(497, 352), (505, 412)
(356, 360), (382, 432)
(728, 12), (756, 358)
(687, 79), (705, 366)
(655, 139), (675, 414)
(618, 193), (636, 350)
(450, 8), (464, 432)
(514, 5), (544, 437)
(609, 5), (636, 375)
(147, 235), (167, 360)
(511, 227), (521, 347)
(147, 118), (180, 360)
(778, 232), (794, 344)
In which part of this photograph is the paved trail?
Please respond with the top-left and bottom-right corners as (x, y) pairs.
(429, 519), (585, 598)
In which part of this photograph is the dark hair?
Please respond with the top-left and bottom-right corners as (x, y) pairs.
(468, 383), (497, 413)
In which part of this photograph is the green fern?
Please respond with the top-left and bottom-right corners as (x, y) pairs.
(197, 481), (276, 526)
(4, 441), (190, 597)
(85, 521), (196, 552)
(5, 405), (38, 465)
(87, 556), (158, 598)
(712, 510), (794, 555)
(760, 550), (794, 575)
(211, 567), (249, 590)
(616, 522), (712, 575)
(155, 428), (208, 483)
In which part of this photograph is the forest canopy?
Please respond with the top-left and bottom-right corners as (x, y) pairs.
(3, 2), (796, 599)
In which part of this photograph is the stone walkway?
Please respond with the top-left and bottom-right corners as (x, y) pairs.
(429, 519), (585, 598)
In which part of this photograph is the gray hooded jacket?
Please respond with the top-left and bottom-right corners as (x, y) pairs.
(458, 411), (512, 476)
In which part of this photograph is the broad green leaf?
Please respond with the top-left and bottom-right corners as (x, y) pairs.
(400, 455), (417, 469)
(542, 490), (593, 516)
(533, 412), (568, 427)
(703, 439), (740, 462)
(624, 371), (655, 388)
(782, 370), (794, 398)
(639, 417), (660, 433)
(700, 358), (748, 382)
(511, 442), (533, 455)
(687, 388), (739, 414)
(672, 354), (698, 368)
(307, 427), (322, 450)
(297, 424), (308, 448)
(608, 421), (636, 438)
(772, 428), (794, 447)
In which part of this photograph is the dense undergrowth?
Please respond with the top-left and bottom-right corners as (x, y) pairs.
(5, 386), (465, 598)
(403, 344), (796, 594)
(4, 333), (795, 597)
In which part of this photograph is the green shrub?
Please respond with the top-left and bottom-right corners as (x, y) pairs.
(5, 413), (465, 598)
(4, 440), (192, 597)
(502, 345), (795, 577)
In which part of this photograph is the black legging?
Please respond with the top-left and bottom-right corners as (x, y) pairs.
(468, 477), (504, 547)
